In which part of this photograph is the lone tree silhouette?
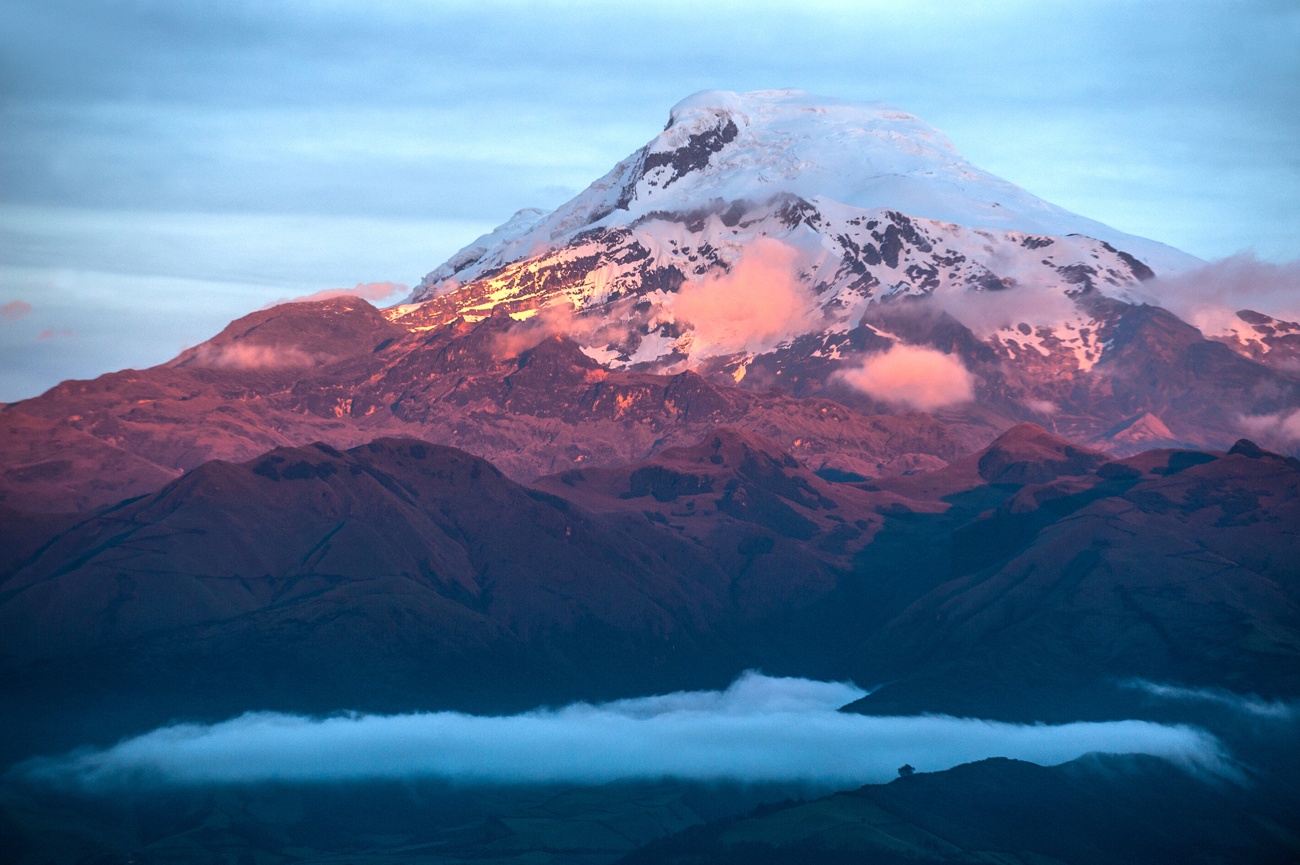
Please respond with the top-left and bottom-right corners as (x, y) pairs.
(897, 764), (915, 777)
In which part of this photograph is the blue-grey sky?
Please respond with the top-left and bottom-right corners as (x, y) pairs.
(1, 0), (1296, 401)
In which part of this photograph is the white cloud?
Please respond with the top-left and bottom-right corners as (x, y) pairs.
(1139, 254), (1300, 335)
(1238, 409), (1300, 443)
(1124, 680), (1298, 721)
(20, 673), (1227, 791)
(926, 281), (1079, 337)
(189, 342), (320, 370)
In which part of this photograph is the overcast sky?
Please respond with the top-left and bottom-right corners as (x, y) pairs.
(1, 0), (1296, 401)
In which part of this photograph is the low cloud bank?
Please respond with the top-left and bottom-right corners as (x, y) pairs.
(1140, 254), (1300, 334)
(835, 345), (975, 410)
(19, 673), (1225, 791)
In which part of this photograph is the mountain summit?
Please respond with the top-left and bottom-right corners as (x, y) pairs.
(410, 89), (1193, 304)
(393, 90), (1202, 378)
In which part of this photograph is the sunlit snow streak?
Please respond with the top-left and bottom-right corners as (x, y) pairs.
(19, 673), (1228, 790)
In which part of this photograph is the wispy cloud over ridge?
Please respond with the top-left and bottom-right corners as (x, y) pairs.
(1137, 254), (1300, 335)
(1124, 680), (1299, 720)
(19, 673), (1227, 791)
(268, 281), (408, 308)
(1238, 409), (1300, 444)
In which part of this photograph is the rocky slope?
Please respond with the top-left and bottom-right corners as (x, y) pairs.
(0, 297), (992, 512)
(4, 426), (1297, 757)
(834, 432), (1300, 719)
(3, 90), (1298, 514)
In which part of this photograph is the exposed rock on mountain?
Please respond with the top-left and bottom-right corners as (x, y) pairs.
(406, 89), (1194, 306)
(0, 298), (992, 512)
(3, 90), (1297, 518)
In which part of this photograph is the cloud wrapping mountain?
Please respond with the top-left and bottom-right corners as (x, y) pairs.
(1138, 254), (1300, 335)
(1239, 409), (1300, 443)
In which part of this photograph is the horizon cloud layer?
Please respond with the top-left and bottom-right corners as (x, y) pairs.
(18, 673), (1228, 791)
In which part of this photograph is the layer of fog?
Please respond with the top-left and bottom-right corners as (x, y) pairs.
(20, 673), (1227, 791)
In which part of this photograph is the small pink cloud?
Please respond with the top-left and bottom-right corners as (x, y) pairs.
(490, 301), (633, 361)
(492, 305), (579, 359)
(835, 344), (975, 411)
(1023, 398), (1058, 415)
(2, 300), (33, 322)
(266, 282), (408, 308)
(192, 343), (320, 370)
(37, 328), (75, 340)
(669, 237), (818, 358)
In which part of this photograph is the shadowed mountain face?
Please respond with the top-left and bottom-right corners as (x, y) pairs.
(0, 428), (902, 758)
(3, 425), (1297, 761)
(621, 755), (1300, 865)
(0, 438), (742, 737)
(3, 755), (1297, 864)
(0, 780), (825, 865)
(834, 434), (1300, 720)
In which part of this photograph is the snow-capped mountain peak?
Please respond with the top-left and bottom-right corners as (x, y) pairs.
(625, 89), (1002, 219)
(389, 89), (1221, 394)
(407, 89), (1196, 307)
